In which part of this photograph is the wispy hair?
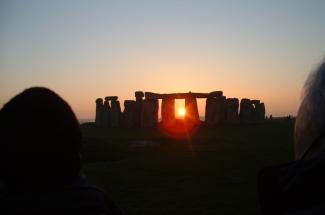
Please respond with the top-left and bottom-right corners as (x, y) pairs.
(295, 61), (325, 159)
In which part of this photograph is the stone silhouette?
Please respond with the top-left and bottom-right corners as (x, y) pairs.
(95, 98), (104, 127)
(135, 91), (144, 127)
(226, 98), (240, 124)
(185, 96), (200, 125)
(239, 99), (266, 124)
(205, 92), (226, 126)
(252, 100), (265, 123)
(122, 100), (136, 127)
(240, 98), (254, 124)
(205, 97), (218, 126)
(110, 97), (121, 127)
(161, 97), (175, 127)
(141, 99), (159, 127)
(102, 97), (111, 127)
(95, 91), (266, 127)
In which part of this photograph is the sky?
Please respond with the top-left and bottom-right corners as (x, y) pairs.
(1, 0), (325, 120)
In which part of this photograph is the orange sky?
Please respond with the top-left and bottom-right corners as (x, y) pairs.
(1, 1), (325, 120)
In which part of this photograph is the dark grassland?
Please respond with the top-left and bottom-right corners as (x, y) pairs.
(81, 119), (294, 215)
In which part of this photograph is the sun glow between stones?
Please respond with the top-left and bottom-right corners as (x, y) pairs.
(177, 107), (186, 118)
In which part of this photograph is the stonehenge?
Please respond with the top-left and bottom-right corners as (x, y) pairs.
(185, 96), (200, 125)
(122, 100), (136, 127)
(205, 95), (227, 126)
(95, 91), (266, 127)
(95, 96), (121, 127)
(251, 100), (266, 123)
(102, 97), (111, 127)
(135, 91), (144, 127)
(95, 98), (104, 127)
(239, 99), (266, 124)
(141, 99), (159, 127)
(239, 99), (254, 123)
(161, 97), (175, 126)
(226, 98), (240, 124)
(110, 97), (121, 127)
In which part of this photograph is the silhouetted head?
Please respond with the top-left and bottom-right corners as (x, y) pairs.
(295, 60), (325, 160)
(0, 87), (82, 190)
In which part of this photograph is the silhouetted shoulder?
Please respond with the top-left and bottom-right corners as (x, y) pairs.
(0, 176), (123, 215)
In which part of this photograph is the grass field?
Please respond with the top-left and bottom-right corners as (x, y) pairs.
(81, 119), (294, 215)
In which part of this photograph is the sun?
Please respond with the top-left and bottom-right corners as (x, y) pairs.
(177, 107), (186, 117)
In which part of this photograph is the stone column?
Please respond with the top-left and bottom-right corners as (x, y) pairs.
(252, 100), (265, 123)
(110, 97), (121, 127)
(122, 100), (136, 127)
(259, 103), (266, 122)
(240, 98), (254, 124)
(205, 91), (226, 126)
(95, 98), (104, 127)
(141, 99), (159, 127)
(251, 100), (260, 123)
(103, 97), (111, 127)
(205, 97), (217, 126)
(205, 95), (226, 126)
(185, 96), (200, 125)
(161, 97), (175, 126)
(225, 98), (239, 124)
(135, 91), (144, 127)
(215, 96), (226, 124)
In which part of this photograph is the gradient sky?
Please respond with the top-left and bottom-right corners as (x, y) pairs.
(1, 0), (325, 120)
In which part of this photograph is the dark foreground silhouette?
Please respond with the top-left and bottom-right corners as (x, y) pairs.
(258, 60), (325, 215)
(258, 153), (325, 215)
(0, 87), (122, 215)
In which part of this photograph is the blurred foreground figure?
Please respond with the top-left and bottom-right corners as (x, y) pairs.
(258, 61), (325, 215)
(0, 87), (121, 215)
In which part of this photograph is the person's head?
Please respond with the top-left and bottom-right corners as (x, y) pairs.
(295, 60), (325, 160)
(0, 87), (82, 190)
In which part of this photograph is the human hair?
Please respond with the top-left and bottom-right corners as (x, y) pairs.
(295, 60), (325, 159)
(0, 87), (82, 190)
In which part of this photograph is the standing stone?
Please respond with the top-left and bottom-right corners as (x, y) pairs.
(95, 98), (104, 127)
(205, 97), (218, 126)
(216, 96), (226, 124)
(260, 103), (266, 121)
(141, 99), (159, 127)
(185, 96), (200, 125)
(135, 91), (144, 127)
(205, 95), (226, 126)
(251, 100), (260, 123)
(225, 98), (239, 124)
(205, 91), (224, 126)
(122, 100), (136, 127)
(253, 101), (265, 123)
(110, 97), (121, 127)
(161, 97), (175, 127)
(240, 98), (254, 124)
(103, 97), (111, 127)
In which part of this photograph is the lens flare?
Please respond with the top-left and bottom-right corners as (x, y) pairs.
(177, 107), (186, 117)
